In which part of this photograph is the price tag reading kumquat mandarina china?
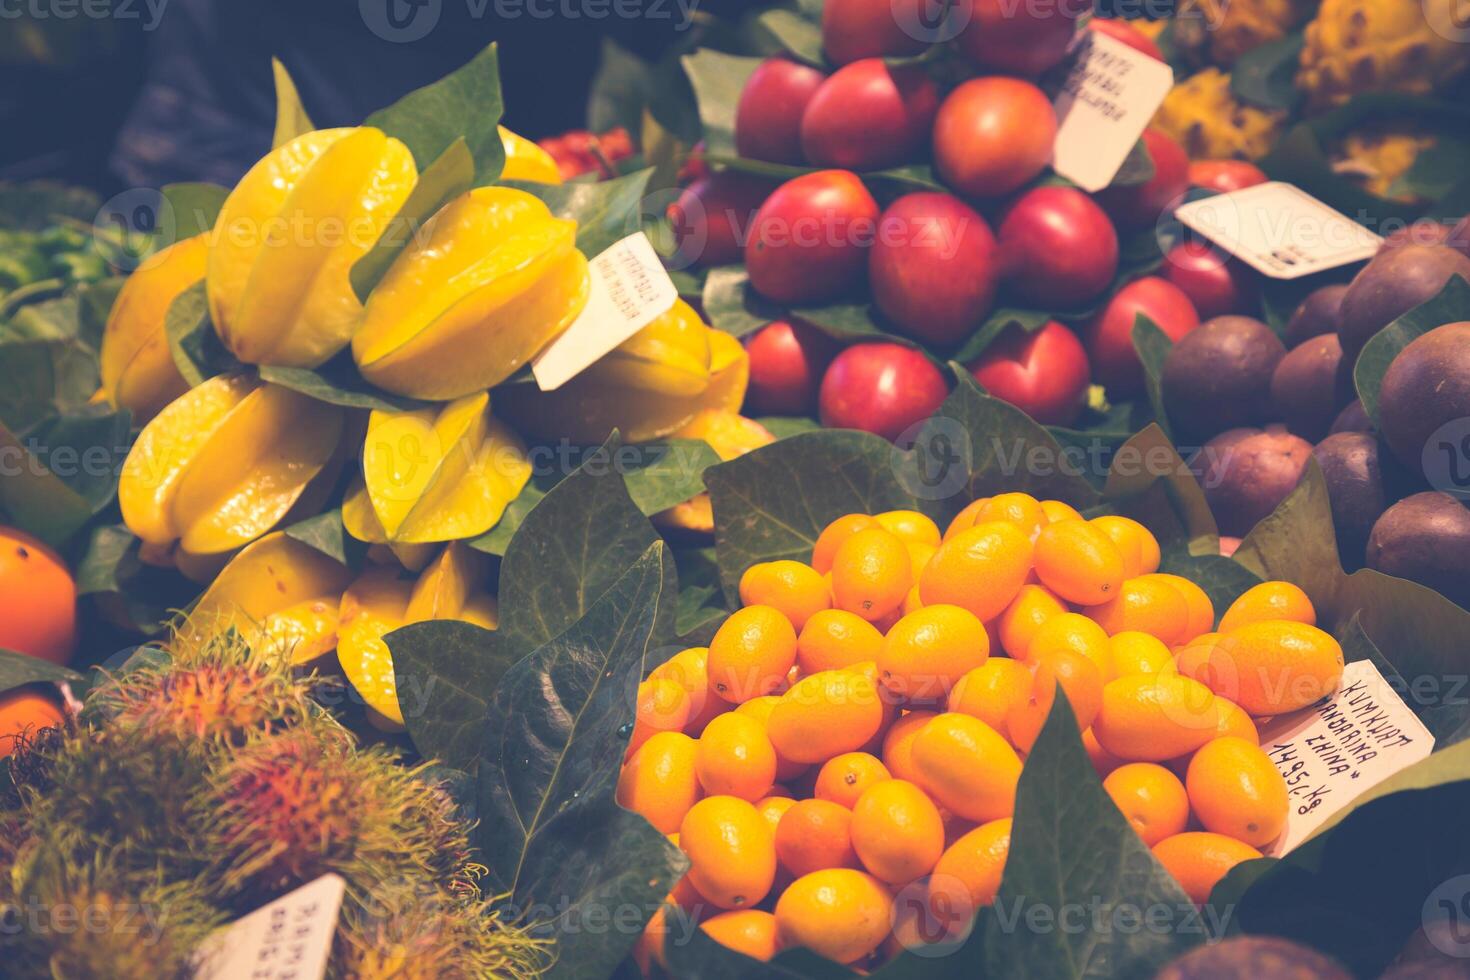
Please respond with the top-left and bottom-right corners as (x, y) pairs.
(1259, 659), (1433, 856)
(194, 873), (346, 980)
(532, 232), (679, 391)
(1051, 31), (1175, 192)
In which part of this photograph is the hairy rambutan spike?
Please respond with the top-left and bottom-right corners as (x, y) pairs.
(333, 882), (550, 980)
(3, 841), (223, 980)
(202, 728), (475, 908)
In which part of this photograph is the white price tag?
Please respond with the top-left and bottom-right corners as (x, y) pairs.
(1259, 660), (1433, 856)
(194, 873), (345, 980)
(532, 232), (679, 391)
(1051, 31), (1175, 192)
(1174, 182), (1383, 279)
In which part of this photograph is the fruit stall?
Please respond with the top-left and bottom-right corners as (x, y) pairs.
(4, 1), (1470, 977)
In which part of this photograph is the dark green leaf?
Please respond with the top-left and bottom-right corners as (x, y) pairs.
(71, 523), (192, 634)
(673, 545), (730, 644)
(0, 649), (83, 695)
(25, 410), (130, 515)
(497, 434), (663, 655)
(682, 49), (765, 156)
(701, 153), (814, 182)
(755, 7), (826, 66)
(1354, 275), (1470, 425)
(365, 43), (505, 187)
(788, 297), (905, 345)
(388, 620), (517, 774)
(466, 472), (556, 557)
(281, 509), (365, 568)
(0, 337), (98, 432)
(864, 164), (947, 191)
(477, 544), (683, 980)
(350, 138), (475, 303)
(1131, 314), (1175, 441)
(703, 267), (784, 339)
(1230, 32), (1305, 112)
(162, 183), (228, 241)
(164, 281), (239, 386)
(258, 356), (428, 413)
(756, 415), (822, 438)
(3, 291), (79, 343)
(951, 308), (1052, 363)
(0, 182), (101, 230)
(984, 689), (1202, 977)
(1111, 137), (1157, 188)
(508, 168), (655, 258)
(75, 277), (124, 351)
(0, 418), (103, 546)
(622, 439), (721, 515)
(1102, 424), (1219, 547)
(1389, 134), (1470, 203)
(271, 58), (315, 148)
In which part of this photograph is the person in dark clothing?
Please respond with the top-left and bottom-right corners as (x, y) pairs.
(110, 0), (700, 188)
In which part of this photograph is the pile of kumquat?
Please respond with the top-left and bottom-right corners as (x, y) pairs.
(616, 494), (1347, 971)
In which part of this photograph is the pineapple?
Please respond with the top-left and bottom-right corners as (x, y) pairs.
(1174, 0), (1316, 66)
(1299, 0), (1470, 109)
(1155, 68), (1287, 160)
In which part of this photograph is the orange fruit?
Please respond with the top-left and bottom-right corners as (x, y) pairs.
(1092, 674), (1221, 762)
(1082, 726), (1124, 778)
(850, 779), (946, 884)
(1213, 696), (1259, 743)
(1108, 631), (1174, 678)
(796, 609), (885, 675)
(919, 521), (1033, 622)
(1006, 650), (1103, 753)
(1147, 573), (1214, 640)
(755, 794), (797, 834)
(701, 909), (780, 961)
(680, 796), (778, 909)
(627, 678), (692, 760)
(767, 669), (885, 765)
(0, 687), (65, 759)
(1197, 621), (1344, 716)
(878, 604), (990, 705)
(974, 492), (1048, 540)
(1088, 516), (1161, 578)
(1085, 576), (1191, 645)
(1152, 832), (1262, 905)
(876, 510), (942, 548)
(948, 659), (1032, 733)
(996, 583), (1067, 659)
(815, 751), (892, 809)
(1186, 736), (1289, 847)
(1039, 499), (1084, 524)
(0, 527), (77, 665)
(813, 513), (880, 573)
(708, 605), (798, 704)
(617, 731), (701, 834)
(775, 868), (892, 964)
(649, 646), (725, 736)
(944, 497), (990, 540)
(1026, 612), (1112, 675)
(1218, 581), (1317, 632)
(1103, 762), (1189, 846)
(902, 583), (925, 616)
(695, 712), (779, 801)
(881, 709), (937, 783)
(735, 696), (809, 781)
(928, 817), (1011, 923)
(739, 560), (832, 631)
(910, 712), (1021, 823)
(775, 798), (860, 876)
(1033, 519), (1125, 605)
(831, 528), (913, 623)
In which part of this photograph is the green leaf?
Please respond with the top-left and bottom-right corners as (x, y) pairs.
(497, 434), (664, 656)
(622, 439), (721, 515)
(1389, 134), (1470, 203)
(164, 281), (239, 387)
(1230, 32), (1305, 112)
(71, 524), (192, 634)
(162, 182), (228, 241)
(673, 545), (731, 644)
(258, 356), (428, 413)
(466, 473), (555, 557)
(25, 410), (130, 515)
(757, 415), (822, 438)
(703, 267), (784, 339)
(388, 620), (517, 774)
(1354, 275), (1470, 425)
(0, 415), (116, 546)
(0, 181), (101, 230)
(1160, 548), (1263, 618)
(1111, 136), (1157, 188)
(281, 509), (365, 568)
(476, 543), (684, 980)
(707, 428), (921, 602)
(755, 7), (826, 66)
(864, 164), (948, 191)
(350, 138), (475, 303)
(271, 58), (315, 148)
(1131, 314), (1175, 441)
(366, 44), (505, 187)
(3, 290), (79, 343)
(951, 308), (1053, 363)
(682, 49), (765, 156)
(508, 168), (655, 258)
(1102, 424), (1219, 548)
(0, 337), (99, 433)
(984, 689), (1202, 977)
(75, 277), (124, 351)
(0, 649), (83, 695)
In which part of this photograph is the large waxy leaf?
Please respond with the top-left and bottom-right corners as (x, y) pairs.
(0, 337), (99, 433)
(755, 5), (825, 67)
(162, 182), (229, 242)
(259, 356), (427, 412)
(388, 620), (517, 775)
(681, 49), (765, 157)
(365, 43), (505, 187)
(1354, 275), (1470, 425)
(477, 544), (684, 980)
(281, 509), (366, 568)
(703, 266), (788, 339)
(950, 308), (1053, 363)
(1131, 314), (1174, 442)
(1101, 424), (1218, 548)
(0, 410), (129, 546)
(509, 167), (655, 258)
(0, 649), (83, 697)
(164, 281), (239, 387)
(71, 523), (196, 635)
(497, 434), (665, 656)
(271, 58), (315, 149)
(984, 691), (1203, 977)
(1230, 32), (1305, 112)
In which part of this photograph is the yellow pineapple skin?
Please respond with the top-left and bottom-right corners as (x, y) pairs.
(1154, 68), (1286, 160)
(1299, 0), (1470, 110)
(1331, 123), (1439, 203)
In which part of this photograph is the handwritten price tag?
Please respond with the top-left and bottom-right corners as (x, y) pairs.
(531, 232), (679, 391)
(194, 873), (345, 980)
(1051, 31), (1175, 192)
(1259, 660), (1433, 855)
